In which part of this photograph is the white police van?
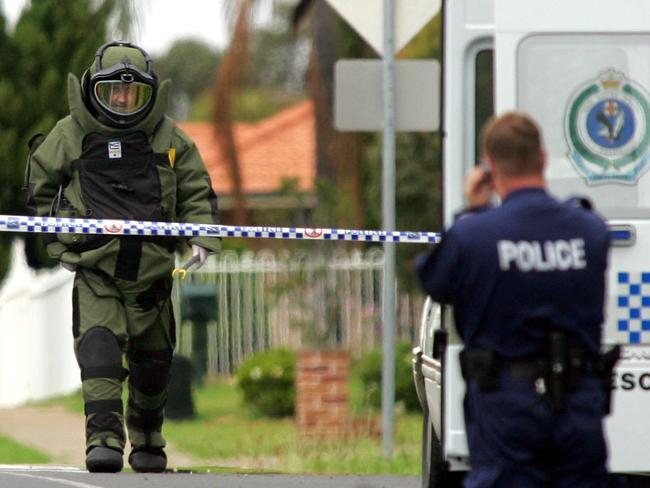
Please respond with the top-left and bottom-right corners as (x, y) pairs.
(412, 0), (650, 485)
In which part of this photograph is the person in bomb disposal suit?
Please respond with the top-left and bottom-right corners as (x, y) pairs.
(26, 41), (221, 473)
(417, 112), (619, 487)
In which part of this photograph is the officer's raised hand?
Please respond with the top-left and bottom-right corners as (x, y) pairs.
(464, 162), (494, 209)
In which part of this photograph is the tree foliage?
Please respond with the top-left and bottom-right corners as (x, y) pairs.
(0, 0), (121, 282)
(155, 38), (221, 120)
(293, 5), (443, 288)
(247, 3), (308, 94)
(188, 2), (307, 124)
(266, 2), (443, 272)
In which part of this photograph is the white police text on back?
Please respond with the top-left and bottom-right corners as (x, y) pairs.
(497, 238), (586, 272)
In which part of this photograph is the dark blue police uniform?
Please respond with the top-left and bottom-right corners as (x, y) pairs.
(417, 188), (611, 488)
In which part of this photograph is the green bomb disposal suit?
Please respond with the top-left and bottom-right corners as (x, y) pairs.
(26, 59), (220, 457)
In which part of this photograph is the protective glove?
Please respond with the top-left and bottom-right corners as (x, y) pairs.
(191, 244), (209, 270)
(61, 262), (77, 272)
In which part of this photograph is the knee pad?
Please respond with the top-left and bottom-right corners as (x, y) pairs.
(129, 350), (172, 395)
(78, 327), (127, 381)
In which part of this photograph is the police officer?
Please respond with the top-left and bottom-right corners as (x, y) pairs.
(26, 41), (221, 473)
(417, 112), (613, 487)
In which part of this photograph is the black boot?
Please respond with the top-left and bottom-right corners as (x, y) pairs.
(128, 447), (167, 473)
(86, 446), (124, 473)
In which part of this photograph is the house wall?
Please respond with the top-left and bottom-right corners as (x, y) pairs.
(0, 240), (79, 407)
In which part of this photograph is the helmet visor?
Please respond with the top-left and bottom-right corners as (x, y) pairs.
(94, 81), (153, 116)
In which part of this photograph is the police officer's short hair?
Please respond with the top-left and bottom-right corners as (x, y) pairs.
(481, 112), (544, 177)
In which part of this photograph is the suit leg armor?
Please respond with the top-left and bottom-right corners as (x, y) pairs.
(73, 272), (129, 454)
(124, 286), (175, 473)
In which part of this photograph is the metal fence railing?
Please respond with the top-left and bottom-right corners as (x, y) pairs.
(173, 248), (425, 376)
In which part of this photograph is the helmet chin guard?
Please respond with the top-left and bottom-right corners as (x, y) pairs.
(83, 41), (158, 128)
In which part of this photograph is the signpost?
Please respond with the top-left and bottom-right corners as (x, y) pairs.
(381, 0), (396, 459)
(326, 0), (442, 56)
(335, 60), (440, 131)
(326, 0), (441, 458)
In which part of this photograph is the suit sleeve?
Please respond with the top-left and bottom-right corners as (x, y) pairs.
(25, 123), (71, 260)
(26, 124), (68, 217)
(172, 128), (222, 253)
(416, 227), (461, 304)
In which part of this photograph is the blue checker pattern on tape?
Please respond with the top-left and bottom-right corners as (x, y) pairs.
(617, 271), (650, 344)
(1, 214), (442, 243)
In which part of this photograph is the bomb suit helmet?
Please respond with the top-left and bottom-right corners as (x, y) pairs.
(82, 40), (158, 128)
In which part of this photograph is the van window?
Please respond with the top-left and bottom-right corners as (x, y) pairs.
(518, 35), (650, 218)
(475, 49), (494, 163)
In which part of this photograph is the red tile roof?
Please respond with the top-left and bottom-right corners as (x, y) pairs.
(179, 100), (316, 196)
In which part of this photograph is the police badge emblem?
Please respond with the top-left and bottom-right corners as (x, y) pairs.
(565, 69), (650, 184)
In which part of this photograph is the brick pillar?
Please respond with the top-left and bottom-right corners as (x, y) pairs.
(296, 349), (350, 438)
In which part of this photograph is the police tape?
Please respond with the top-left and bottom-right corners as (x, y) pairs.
(0, 215), (441, 244)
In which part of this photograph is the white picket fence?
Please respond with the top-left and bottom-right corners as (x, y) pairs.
(176, 248), (424, 376)
(0, 241), (424, 405)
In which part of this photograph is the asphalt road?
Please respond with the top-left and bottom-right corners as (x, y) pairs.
(0, 466), (420, 488)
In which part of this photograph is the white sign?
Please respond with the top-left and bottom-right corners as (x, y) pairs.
(335, 60), (440, 131)
(325, 0), (441, 56)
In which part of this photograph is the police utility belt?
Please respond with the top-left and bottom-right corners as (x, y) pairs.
(459, 331), (621, 414)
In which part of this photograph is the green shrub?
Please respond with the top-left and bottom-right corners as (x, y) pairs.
(236, 348), (296, 418)
(355, 341), (420, 412)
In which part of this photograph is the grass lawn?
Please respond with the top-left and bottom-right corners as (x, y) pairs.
(40, 376), (423, 475)
(165, 379), (422, 475)
(0, 435), (50, 464)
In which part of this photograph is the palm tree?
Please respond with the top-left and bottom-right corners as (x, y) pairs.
(212, 0), (366, 228)
(212, 0), (255, 226)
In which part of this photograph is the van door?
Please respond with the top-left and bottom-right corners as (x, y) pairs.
(440, 0), (495, 462)
(495, 0), (650, 471)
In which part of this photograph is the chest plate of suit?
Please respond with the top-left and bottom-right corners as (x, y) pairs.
(72, 131), (169, 222)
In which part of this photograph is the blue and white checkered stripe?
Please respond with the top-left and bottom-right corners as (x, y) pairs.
(0, 215), (441, 244)
(616, 272), (650, 344)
